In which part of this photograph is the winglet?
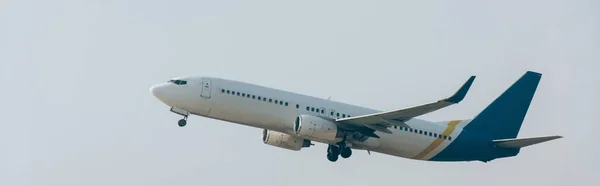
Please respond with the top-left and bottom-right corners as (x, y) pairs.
(444, 76), (476, 103)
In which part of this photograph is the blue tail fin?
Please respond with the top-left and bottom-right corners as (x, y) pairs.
(465, 71), (542, 140)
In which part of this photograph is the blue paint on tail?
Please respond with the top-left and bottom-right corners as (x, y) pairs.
(430, 71), (542, 162)
(466, 71), (541, 140)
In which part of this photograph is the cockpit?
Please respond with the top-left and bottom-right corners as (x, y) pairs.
(168, 79), (187, 85)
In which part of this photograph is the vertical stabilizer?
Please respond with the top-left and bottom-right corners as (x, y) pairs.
(466, 71), (542, 139)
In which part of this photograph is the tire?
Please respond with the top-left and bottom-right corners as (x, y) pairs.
(178, 119), (187, 127)
(328, 145), (340, 156)
(327, 153), (338, 162)
(340, 148), (352, 158)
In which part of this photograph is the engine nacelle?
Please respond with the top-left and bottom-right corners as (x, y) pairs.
(262, 129), (311, 151)
(293, 115), (339, 143)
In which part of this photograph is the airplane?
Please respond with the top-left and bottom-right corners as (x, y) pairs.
(150, 71), (561, 162)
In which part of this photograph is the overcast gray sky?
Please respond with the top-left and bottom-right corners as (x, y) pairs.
(1, 0), (599, 185)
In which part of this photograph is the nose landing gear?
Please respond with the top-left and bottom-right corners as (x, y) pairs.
(170, 107), (189, 127)
(178, 117), (187, 127)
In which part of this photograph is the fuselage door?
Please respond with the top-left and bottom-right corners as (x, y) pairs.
(201, 78), (212, 98)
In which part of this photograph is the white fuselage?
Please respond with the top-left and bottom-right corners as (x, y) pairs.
(151, 77), (468, 161)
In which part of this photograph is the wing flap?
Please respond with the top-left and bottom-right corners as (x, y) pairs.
(364, 124), (393, 134)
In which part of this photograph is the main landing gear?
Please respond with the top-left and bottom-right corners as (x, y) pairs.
(326, 142), (352, 162)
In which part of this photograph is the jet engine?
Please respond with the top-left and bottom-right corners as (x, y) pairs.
(293, 114), (339, 143)
(262, 129), (311, 151)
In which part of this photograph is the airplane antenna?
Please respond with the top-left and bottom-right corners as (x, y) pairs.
(327, 96), (332, 100)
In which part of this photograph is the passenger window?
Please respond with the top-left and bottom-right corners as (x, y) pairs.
(285, 102), (288, 106)
(393, 126), (397, 129)
(280, 101), (283, 105)
(419, 130), (422, 134)
(443, 136), (447, 140)
(405, 128), (408, 131)
(330, 112), (334, 115)
(275, 100), (278, 104)
(306, 106), (309, 111)
(221, 89), (225, 93)
(296, 104), (299, 108)
(316, 108), (319, 112)
(321, 110), (324, 114)
(252, 95), (255, 99)
(258, 96), (261, 100)
(342, 114), (346, 118)
(236, 92), (240, 96)
(232, 91), (235, 95)
(311, 108), (315, 112)
(337, 113), (340, 117)
(429, 132), (432, 136)
(348, 115), (351, 117)
(434, 133), (438, 138)
(269, 99), (272, 103)
(242, 93), (245, 97)
(448, 136), (452, 140)
(263, 98), (267, 101)
(226, 90), (230, 94)
(247, 94), (250, 98)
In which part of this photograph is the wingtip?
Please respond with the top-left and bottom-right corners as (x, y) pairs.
(444, 75), (476, 103)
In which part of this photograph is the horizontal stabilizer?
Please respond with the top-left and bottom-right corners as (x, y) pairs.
(493, 136), (562, 148)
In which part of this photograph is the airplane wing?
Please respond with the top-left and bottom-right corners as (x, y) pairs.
(336, 76), (475, 135)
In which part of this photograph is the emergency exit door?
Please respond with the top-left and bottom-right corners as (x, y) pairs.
(200, 78), (211, 98)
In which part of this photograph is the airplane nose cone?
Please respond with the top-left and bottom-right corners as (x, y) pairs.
(150, 83), (167, 100)
(150, 85), (158, 97)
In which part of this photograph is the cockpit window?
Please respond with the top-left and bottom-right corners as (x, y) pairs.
(168, 79), (187, 85)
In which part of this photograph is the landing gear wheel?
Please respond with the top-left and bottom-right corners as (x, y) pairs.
(340, 147), (352, 158)
(328, 145), (340, 156)
(178, 119), (187, 127)
(327, 153), (339, 162)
